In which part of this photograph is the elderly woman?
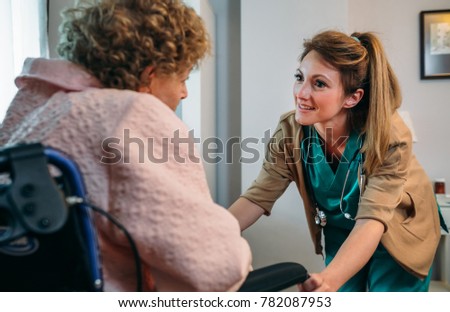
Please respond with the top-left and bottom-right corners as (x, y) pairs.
(0, 0), (251, 291)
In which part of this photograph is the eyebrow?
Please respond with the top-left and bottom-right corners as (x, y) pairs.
(297, 68), (333, 83)
(295, 67), (330, 80)
(312, 74), (332, 82)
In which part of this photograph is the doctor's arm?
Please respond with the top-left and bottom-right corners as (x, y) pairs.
(229, 197), (265, 231)
(298, 218), (384, 292)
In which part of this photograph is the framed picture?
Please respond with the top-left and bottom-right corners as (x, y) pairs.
(420, 9), (450, 79)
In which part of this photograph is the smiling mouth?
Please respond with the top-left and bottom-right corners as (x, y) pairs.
(298, 104), (316, 111)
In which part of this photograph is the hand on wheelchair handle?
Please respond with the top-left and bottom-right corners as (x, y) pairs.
(297, 273), (333, 292)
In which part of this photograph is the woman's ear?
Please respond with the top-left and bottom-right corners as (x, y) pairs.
(343, 88), (364, 108)
(137, 66), (155, 93)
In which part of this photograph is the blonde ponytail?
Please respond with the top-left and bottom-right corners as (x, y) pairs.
(357, 33), (401, 175)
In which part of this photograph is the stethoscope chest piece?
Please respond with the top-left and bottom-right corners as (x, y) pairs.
(314, 208), (327, 227)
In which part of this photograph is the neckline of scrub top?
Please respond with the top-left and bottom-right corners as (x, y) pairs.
(302, 126), (360, 192)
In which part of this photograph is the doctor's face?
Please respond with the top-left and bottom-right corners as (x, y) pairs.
(293, 50), (349, 129)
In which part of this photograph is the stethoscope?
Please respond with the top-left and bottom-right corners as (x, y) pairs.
(302, 126), (365, 227)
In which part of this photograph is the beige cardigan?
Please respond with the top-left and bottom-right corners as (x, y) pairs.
(242, 110), (441, 278)
(1, 58), (252, 291)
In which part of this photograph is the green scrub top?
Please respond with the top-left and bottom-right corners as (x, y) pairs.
(301, 127), (436, 291)
(301, 126), (363, 230)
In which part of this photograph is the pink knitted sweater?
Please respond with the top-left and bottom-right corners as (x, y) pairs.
(0, 58), (251, 291)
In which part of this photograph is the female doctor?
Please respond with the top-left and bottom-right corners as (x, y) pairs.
(230, 30), (446, 292)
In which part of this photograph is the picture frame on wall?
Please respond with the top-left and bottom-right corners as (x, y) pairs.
(420, 9), (450, 79)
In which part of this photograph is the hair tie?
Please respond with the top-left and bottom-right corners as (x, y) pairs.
(351, 36), (360, 43)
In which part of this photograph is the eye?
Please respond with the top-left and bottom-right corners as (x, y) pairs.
(294, 70), (303, 82)
(314, 80), (327, 88)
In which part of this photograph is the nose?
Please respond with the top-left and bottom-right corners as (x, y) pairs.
(181, 84), (188, 100)
(293, 81), (310, 99)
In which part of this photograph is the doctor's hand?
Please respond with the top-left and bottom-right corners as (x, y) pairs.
(297, 273), (337, 292)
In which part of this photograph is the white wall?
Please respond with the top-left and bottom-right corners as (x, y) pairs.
(209, 0), (242, 208)
(241, 0), (349, 274)
(183, 0), (217, 199)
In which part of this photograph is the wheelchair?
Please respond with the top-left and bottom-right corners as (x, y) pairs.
(0, 143), (308, 292)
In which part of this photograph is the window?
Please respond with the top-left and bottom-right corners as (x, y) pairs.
(0, 0), (48, 122)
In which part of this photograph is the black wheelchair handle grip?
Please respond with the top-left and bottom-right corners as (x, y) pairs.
(238, 262), (308, 292)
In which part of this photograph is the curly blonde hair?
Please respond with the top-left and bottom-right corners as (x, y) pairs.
(57, 0), (210, 90)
